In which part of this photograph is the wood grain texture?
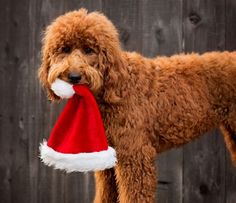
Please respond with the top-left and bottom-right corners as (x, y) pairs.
(182, 1), (227, 202)
(225, 0), (236, 202)
(29, 2), (66, 203)
(139, 0), (184, 202)
(0, 0), (236, 202)
(182, 0), (226, 53)
(102, 0), (143, 52)
(0, 0), (15, 202)
(141, 0), (183, 57)
(0, 0), (31, 202)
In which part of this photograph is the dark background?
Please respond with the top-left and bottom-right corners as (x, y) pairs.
(0, 0), (236, 202)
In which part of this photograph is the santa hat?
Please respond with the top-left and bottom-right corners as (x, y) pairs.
(40, 79), (117, 172)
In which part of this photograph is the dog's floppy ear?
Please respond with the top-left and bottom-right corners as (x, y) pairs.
(98, 48), (127, 104)
(38, 49), (60, 101)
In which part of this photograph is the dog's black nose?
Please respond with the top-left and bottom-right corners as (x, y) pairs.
(68, 73), (82, 84)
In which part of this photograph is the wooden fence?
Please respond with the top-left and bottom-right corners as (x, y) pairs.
(0, 0), (236, 202)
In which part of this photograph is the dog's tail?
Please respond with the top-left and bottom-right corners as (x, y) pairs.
(220, 123), (236, 166)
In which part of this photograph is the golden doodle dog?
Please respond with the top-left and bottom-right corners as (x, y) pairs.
(39, 8), (236, 203)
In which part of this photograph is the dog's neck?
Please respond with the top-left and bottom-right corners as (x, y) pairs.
(96, 51), (155, 106)
(96, 53), (130, 105)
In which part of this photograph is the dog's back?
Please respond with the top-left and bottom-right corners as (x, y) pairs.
(151, 51), (236, 164)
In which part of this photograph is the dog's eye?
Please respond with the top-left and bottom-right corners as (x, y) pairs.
(83, 46), (94, 55)
(61, 46), (71, 53)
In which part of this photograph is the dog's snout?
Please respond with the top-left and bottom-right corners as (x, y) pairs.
(68, 72), (82, 84)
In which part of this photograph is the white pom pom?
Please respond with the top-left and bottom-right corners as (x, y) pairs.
(51, 79), (75, 99)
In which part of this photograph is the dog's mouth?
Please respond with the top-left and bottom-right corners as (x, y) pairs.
(58, 74), (90, 87)
(51, 77), (102, 100)
(68, 78), (89, 86)
(53, 76), (98, 99)
(49, 67), (102, 97)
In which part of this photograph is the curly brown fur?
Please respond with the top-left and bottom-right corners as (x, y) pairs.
(38, 9), (236, 203)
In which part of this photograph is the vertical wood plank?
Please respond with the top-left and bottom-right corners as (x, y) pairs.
(102, 0), (143, 52)
(0, 0), (32, 202)
(182, 1), (226, 202)
(183, 130), (226, 203)
(0, 0), (14, 202)
(225, 0), (236, 202)
(183, 0), (226, 53)
(64, 0), (102, 12)
(140, 0), (184, 202)
(141, 0), (183, 57)
(28, 1), (47, 202)
(28, 1), (68, 203)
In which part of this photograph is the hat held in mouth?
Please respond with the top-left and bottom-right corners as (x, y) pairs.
(40, 79), (117, 172)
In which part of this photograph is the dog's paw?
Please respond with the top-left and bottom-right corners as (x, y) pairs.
(51, 79), (75, 99)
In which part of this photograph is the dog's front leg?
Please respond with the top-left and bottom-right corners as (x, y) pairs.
(94, 168), (118, 203)
(114, 137), (157, 203)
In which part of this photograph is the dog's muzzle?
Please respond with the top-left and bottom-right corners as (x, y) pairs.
(68, 72), (82, 84)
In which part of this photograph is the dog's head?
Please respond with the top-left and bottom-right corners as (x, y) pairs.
(38, 9), (125, 102)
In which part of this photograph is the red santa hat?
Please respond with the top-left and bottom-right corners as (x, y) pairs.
(40, 79), (117, 172)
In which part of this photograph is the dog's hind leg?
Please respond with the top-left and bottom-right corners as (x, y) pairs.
(220, 121), (236, 166)
(114, 137), (157, 203)
(94, 168), (118, 203)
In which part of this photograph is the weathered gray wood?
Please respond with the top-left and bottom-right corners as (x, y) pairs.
(225, 0), (236, 202)
(102, 0), (143, 52)
(183, 130), (226, 203)
(0, 0), (31, 202)
(183, 0), (226, 52)
(64, 0), (102, 12)
(28, 1), (67, 203)
(183, 0), (227, 202)
(141, 0), (183, 57)
(140, 0), (184, 202)
(0, 0), (14, 202)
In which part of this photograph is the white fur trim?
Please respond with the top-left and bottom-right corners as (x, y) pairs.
(39, 141), (117, 172)
(51, 79), (75, 99)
